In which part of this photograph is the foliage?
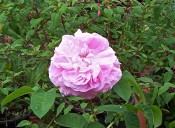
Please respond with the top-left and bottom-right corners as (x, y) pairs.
(0, 0), (175, 128)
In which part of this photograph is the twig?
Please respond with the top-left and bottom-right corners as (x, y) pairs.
(25, 18), (50, 47)
(141, 64), (157, 77)
(61, 15), (66, 32)
(107, 122), (114, 128)
(34, 6), (50, 43)
(46, 116), (56, 128)
(42, 28), (50, 43)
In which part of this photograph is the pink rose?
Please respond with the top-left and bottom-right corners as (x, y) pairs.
(49, 29), (122, 99)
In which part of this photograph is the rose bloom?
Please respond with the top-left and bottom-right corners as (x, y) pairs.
(49, 29), (122, 99)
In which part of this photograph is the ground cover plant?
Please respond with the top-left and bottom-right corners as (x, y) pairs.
(0, 0), (175, 128)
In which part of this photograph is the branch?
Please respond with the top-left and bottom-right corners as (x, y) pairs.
(34, 6), (50, 43)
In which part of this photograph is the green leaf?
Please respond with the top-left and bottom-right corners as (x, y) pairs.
(164, 37), (175, 44)
(153, 5), (162, 19)
(0, 12), (7, 22)
(104, 8), (114, 18)
(7, 29), (20, 38)
(1, 88), (11, 95)
(30, 88), (56, 119)
(158, 85), (169, 96)
(148, 36), (157, 44)
(71, 0), (78, 6)
(169, 120), (175, 128)
(1, 77), (12, 86)
(0, 22), (3, 32)
(1, 86), (34, 106)
(165, 93), (175, 104)
(115, 6), (125, 13)
(82, 113), (90, 122)
(87, 122), (105, 128)
(123, 71), (146, 104)
(56, 113), (88, 128)
(161, 44), (169, 51)
(59, 3), (68, 16)
(158, 82), (175, 95)
(14, 71), (24, 77)
(150, 86), (158, 104)
(166, 82), (175, 88)
(164, 72), (172, 82)
(56, 103), (65, 116)
(17, 120), (32, 127)
(90, 25), (106, 36)
(165, 67), (174, 74)
(30, 124), (39, 128)
(30, 18), (43, 28)
(80, 102), (88, 109)
(68, 96), (84, 101)
(113, 75), (132, 102)
(64, 105), (74, 114)
(51, 13), (60, 27)
(0, 59), (6, 72)
(12, 39), (24, 48)
(18, 0), (24, 4)
(35, 62), (48, 83)
(2, 22), (9, 34)
(26, 30), (35, 39)
(97, 105), (127, 113)
(140, 53), (147, 59)
(136, 103), (153, 128)
(138, 77), (153, 83)
(150, 105), (162, 128)
(168, 55), (175, 67)
(124, 111), (139, 128)
(84, 3), (98, 10)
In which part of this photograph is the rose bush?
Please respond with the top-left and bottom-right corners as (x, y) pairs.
(2, 0), (174, 127)
(49, 29), (122, 99)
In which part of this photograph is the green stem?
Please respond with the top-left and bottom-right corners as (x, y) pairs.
(89, 100), (97, 121)
(107, 122), (114, 128)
